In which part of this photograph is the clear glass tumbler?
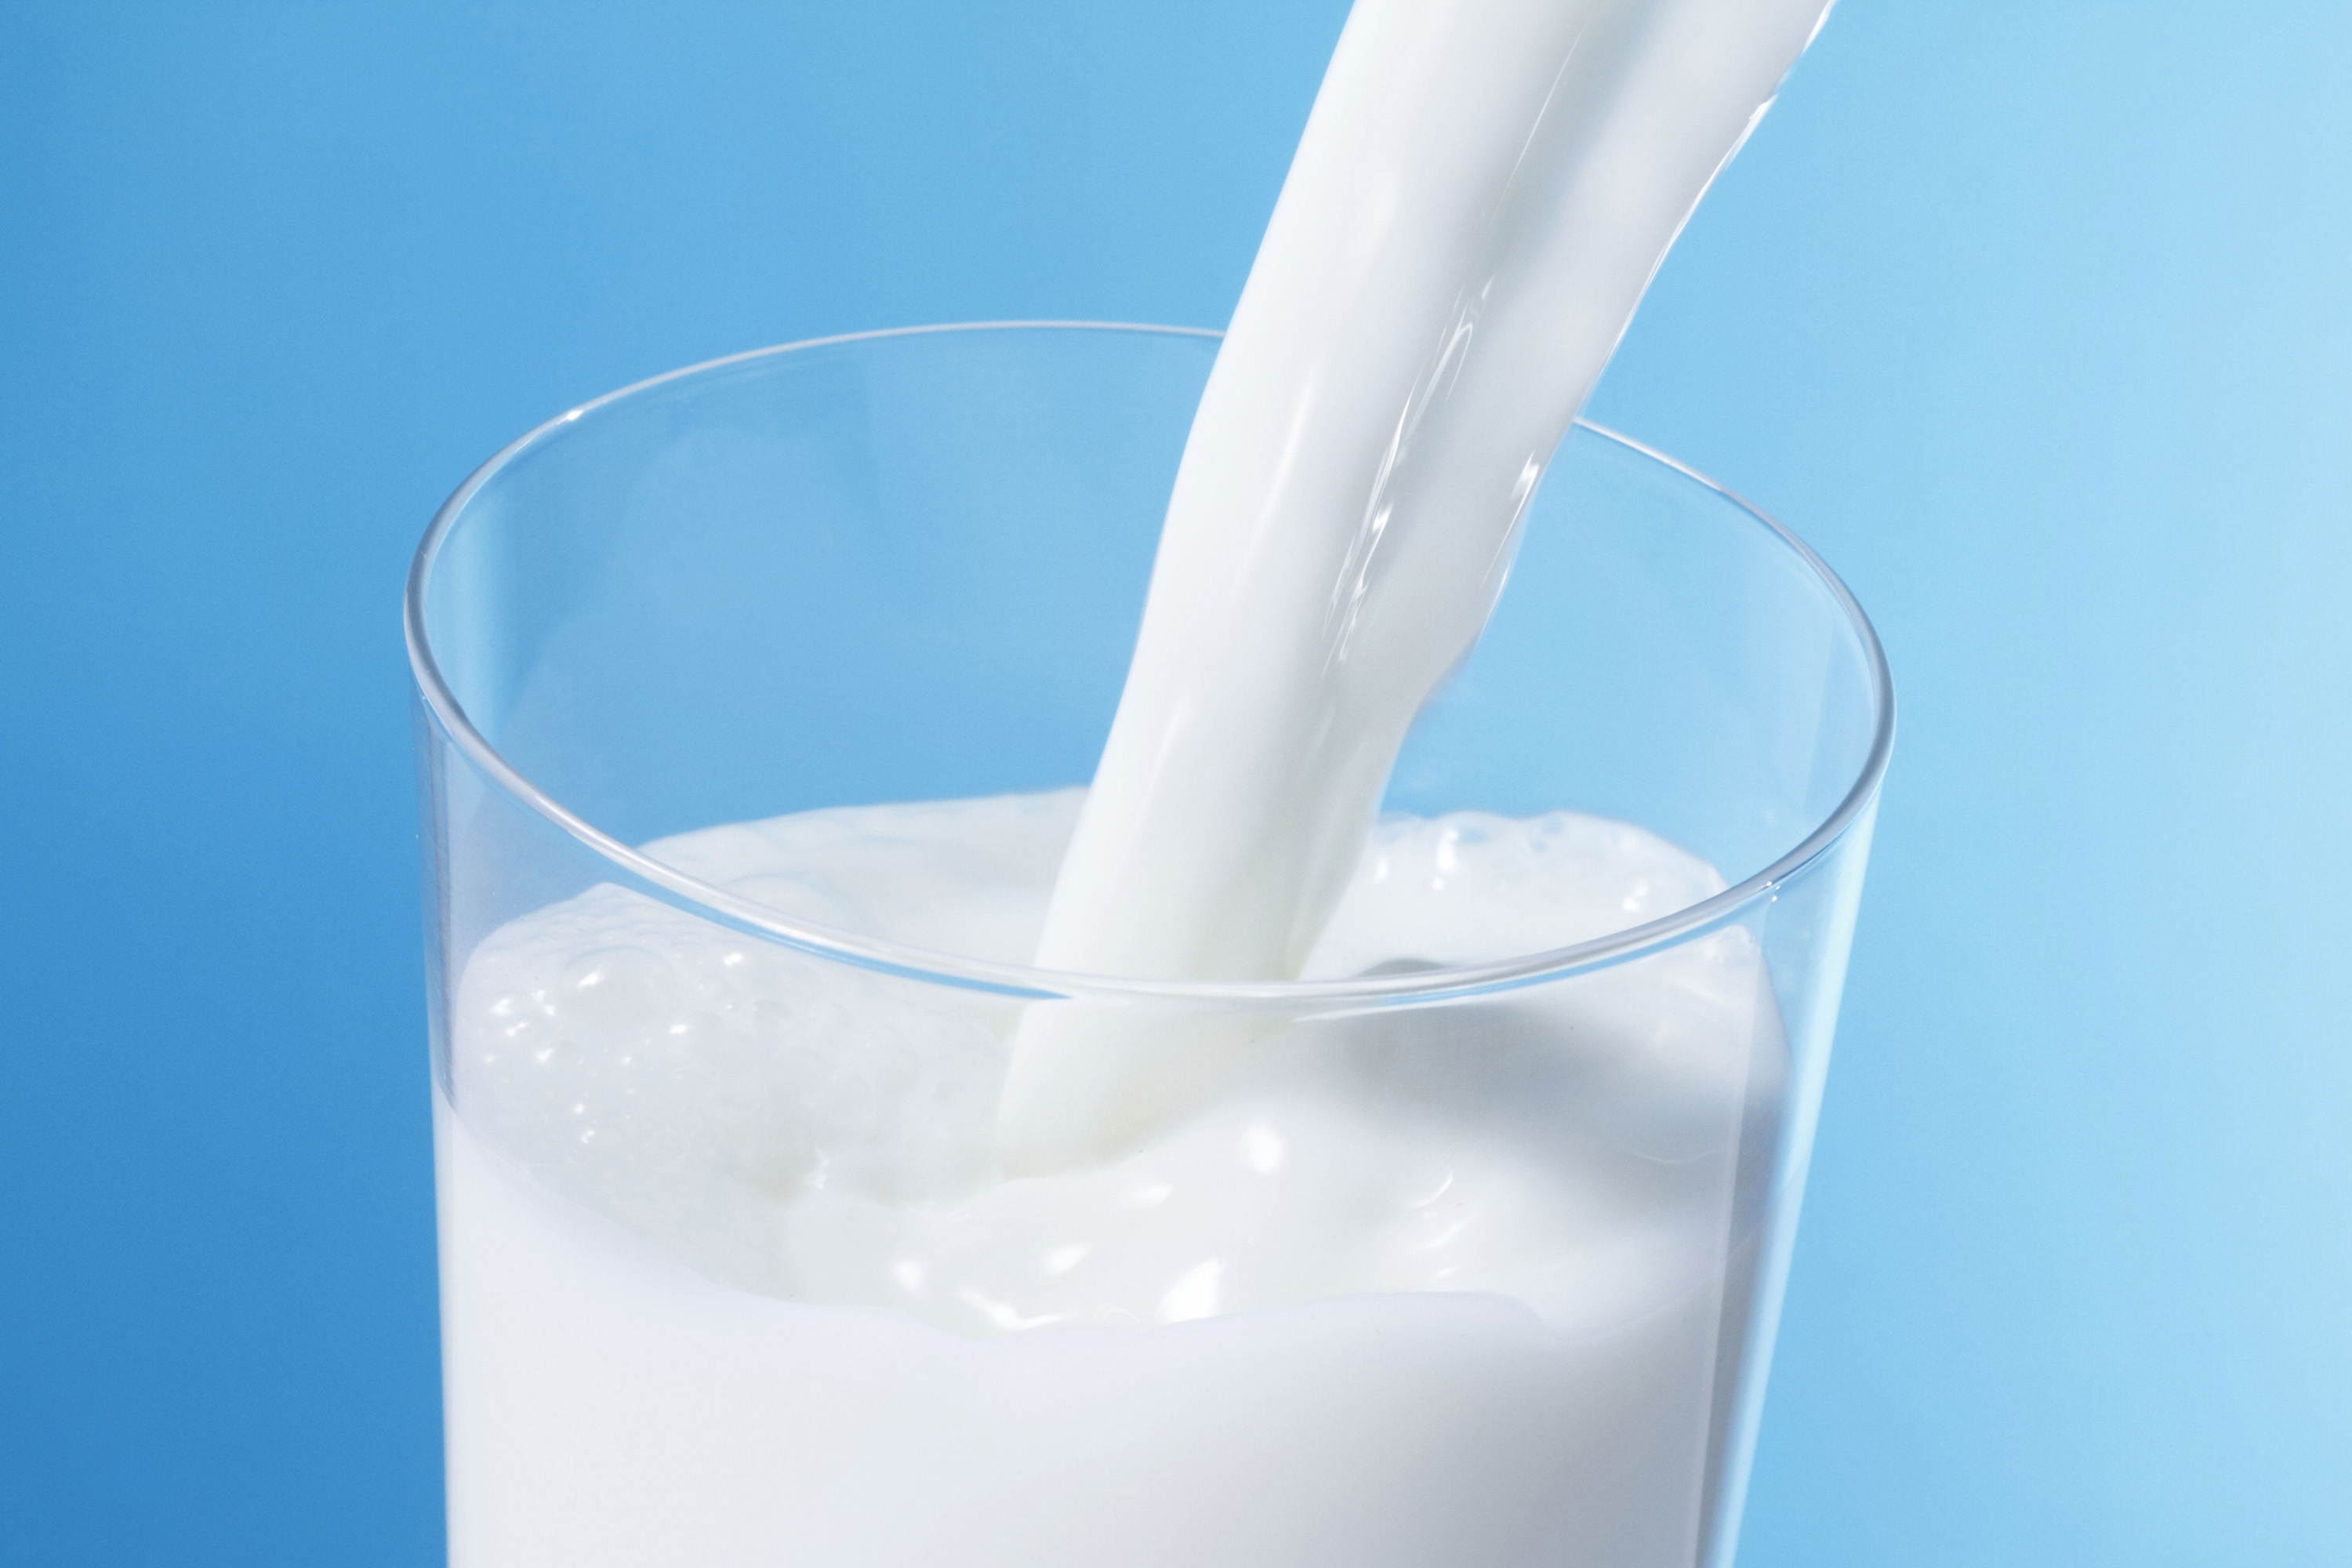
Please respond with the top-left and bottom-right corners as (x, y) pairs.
(407, 322), (1891, 1568)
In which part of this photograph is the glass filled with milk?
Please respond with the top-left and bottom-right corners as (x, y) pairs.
(407, 321), (1890, 1567)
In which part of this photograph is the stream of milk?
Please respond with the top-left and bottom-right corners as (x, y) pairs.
(1005, 0), (1835, 1168)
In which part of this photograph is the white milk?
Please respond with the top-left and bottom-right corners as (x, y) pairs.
(437, 1), (1838, 1558)
(441, 792), (1782, 1566)
(1007, 0), (1834, 1168)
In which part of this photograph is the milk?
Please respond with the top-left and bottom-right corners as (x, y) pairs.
(1007, 0), (1835, 1167)
(432, 0), (1842, 1558)
(441, 792), (1781, 1565)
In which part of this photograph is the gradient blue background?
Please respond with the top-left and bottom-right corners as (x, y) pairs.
(3, 3), (2346, 1563)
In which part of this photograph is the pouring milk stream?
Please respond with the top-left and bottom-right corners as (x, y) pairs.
(1004, 0), (1835, 1170)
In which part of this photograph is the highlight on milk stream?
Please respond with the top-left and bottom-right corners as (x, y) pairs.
(409, 0), (1888, 1563)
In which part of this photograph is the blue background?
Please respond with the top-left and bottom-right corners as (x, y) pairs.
(2, 2), (2345, 1563)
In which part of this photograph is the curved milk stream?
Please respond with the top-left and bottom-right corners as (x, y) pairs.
(1006, 0), (1834, 1168)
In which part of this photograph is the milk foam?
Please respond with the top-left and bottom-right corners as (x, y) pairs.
(448, 792), (1766, 1338)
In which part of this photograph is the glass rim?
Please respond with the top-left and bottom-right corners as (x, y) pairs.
(405, 321), (1894, 1005)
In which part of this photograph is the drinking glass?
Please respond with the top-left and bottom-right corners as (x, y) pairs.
(408, 322), (1891, 1567)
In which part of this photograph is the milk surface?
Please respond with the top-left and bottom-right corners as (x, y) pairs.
(453, 792), (1755, 1330)
(441, 792), (1780, 1565)
(1008, 0), (1835, 1166)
